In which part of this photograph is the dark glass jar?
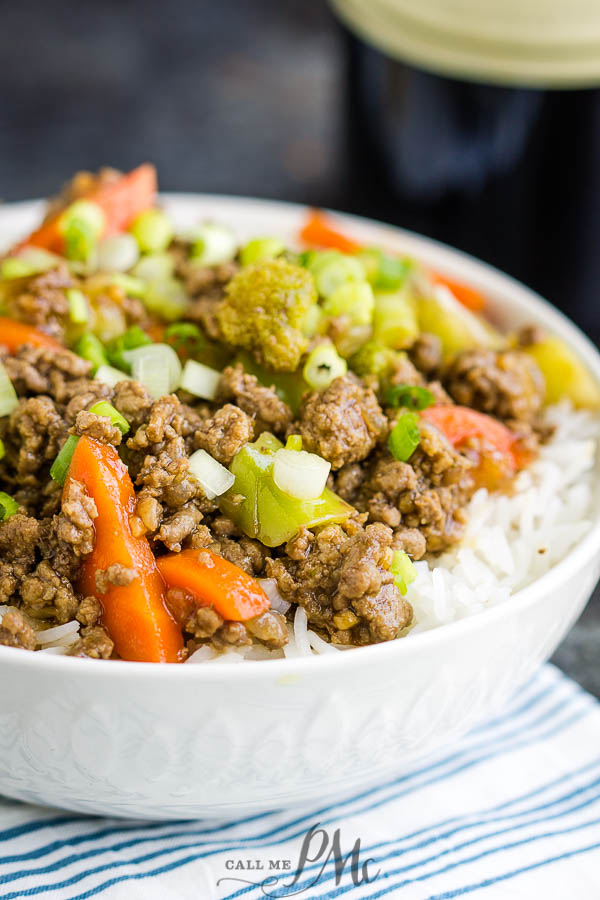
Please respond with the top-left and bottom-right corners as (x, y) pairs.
(339, 26), (600, 343)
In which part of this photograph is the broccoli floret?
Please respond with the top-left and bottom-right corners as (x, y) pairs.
(217, 260), (317, 372)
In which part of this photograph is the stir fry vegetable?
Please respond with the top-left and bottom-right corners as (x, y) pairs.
(0, 318), (62, 351)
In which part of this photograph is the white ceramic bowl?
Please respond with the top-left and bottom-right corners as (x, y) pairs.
(0, 195), (599, 820)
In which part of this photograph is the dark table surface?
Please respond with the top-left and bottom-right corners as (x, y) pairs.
(0, 0), (597, 694)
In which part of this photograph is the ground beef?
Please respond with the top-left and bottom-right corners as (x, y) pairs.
(217, 365), (292, 435)
(245, 610), (288, 648)
(134, 437), (204, 509)
(20, 559), (78, 623)
(409, 333), (443, 374)
(69, 625), (114, 659)
(8, 265), (74, 340)
(391, 526), (427, 560)
(112, 380), (153, 430)
(76, 595), (102, 626)
(444, 349), (545, 422)
(63, 382), (113, 424)
(0, 610), (37, 651)
(267, 520), (412, 644)
(194, 404), (254, 465)
(298, 375), (388, 470)
(3, 345), (91, 401)
(158, 503), (203, 552)
(95, 563), (137, 595)
(55, 479), (97, 558)
(8, 397), (67, 480)
(72, 410), (122, 446)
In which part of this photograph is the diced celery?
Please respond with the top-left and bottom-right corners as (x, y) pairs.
(372, 289), (419, 349)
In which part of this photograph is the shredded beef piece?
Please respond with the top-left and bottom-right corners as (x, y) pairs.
(9, 397), (67, 479)
(285, 525), (313, 560)
(72, 410), (122, 446)
(20, 559), (78, 623)
(0, 610), (37, 651)
(409, 333), (443, 374)
(158, 503), (203, 552)
(194, 404), (254, 465)
(444, 349), (545, 422)
(246, 610), (288, 648)
(69, 625), (114, 659)
(217, 365), (292, 435)
(56, 479), (97, 557)
(298, 375), (387, 470)
(268, 520), (411, 644)
(9, 265), (73, 339)
(0, 512), (40, 562)
(76, 595), (102, 626)
(112, 380), (153, 430)
(388, 354), (424, 387)
(165, 587), (225, 638)
(95, 564), (137, 595)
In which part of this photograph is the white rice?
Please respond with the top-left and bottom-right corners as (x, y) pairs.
(190, 402), (600, 662)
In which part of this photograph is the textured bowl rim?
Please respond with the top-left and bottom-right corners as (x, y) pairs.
(1, 192), (599, 679)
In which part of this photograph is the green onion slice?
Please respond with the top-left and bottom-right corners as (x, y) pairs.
(164, 322), (206, 352)
(89, 401), (130, 434)
(388, 412), (420, 462)
(76, 334), (108, 374)
(385, 384), (435, 411)
(129, 209), (174, 254)
(303, 343), (347, 390)
(239, 237), (285, 266)
(0, 439), (5, 460)
(0, 362), (18, 418)
(106, 326), (153, 372)
(285, 434), (303, 451)
(67, 288), (89, 324)
(390, 550), (417, 595)
(50, 434), (80, 485)
(0, 491), (19, 521)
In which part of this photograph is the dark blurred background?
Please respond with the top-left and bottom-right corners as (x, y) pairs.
(0, 0), (597, 692)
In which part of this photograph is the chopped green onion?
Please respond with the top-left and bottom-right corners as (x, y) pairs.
(180, 359), (221, 400)
(142, 278), (190, 321)
(89, 401), (130, 434)
(0, 491), (19, 520)
(388, 412), (420, 462)
(66, 288), (89, 324)
(63, 217), (97, 263)
(0, 362), (18, 417)
(373, 289), (419, 350)
(390, 550), (417, 595)
(132, 253), (175, 282)
(239, 237), (285, 266)
(94, 364), (132, 387)
(306, 250), (365, 298)
(359, 248), (410, 291)
(322, 281), (375, 327)
(60, 200), (106, 238)
(303, 343), (347, 390)
(285, 434), (303, 451)
(129, 209), (174, 254)
(302, 304), (324, 338)
(50, 434), (80, 485)
(106, 326), (153, 372)
(188, 449), (235, 499)
(273, 448), (331, 500)
(0, 439), (4, 459)
(189, 222), (237, 266)
(385, 384), (435, 411)
(164, 322), (206, 353)
(1, 258), (38, 279)
(76, 334), (108, 374)
(123, 343), (182, 399)
(96, 234), (140, 272)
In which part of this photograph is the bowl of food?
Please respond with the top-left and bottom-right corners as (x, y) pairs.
(0, 166), (598, 819)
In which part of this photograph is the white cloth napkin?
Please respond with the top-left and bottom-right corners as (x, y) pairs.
(0, 663), (599, 900)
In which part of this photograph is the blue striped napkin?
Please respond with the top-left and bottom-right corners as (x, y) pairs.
(0, 664), (599, 900)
